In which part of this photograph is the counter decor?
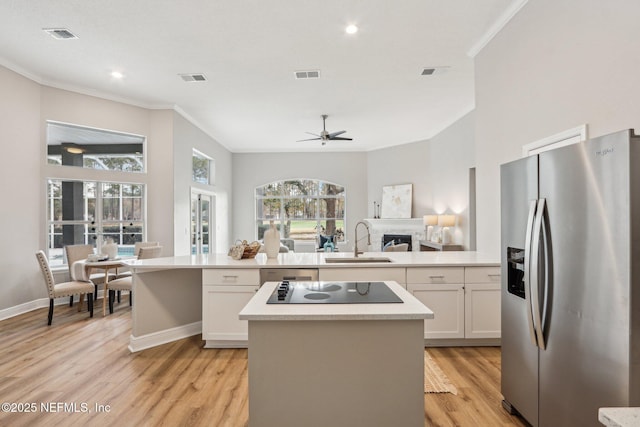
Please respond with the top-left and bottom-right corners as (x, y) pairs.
(228, 240), (261, 260)
(263, 220), (280, 259)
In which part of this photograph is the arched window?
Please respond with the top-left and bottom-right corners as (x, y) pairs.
(255, 179), (345, 242)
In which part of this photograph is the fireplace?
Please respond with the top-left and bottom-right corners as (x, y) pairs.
(382, 234), (412, 251)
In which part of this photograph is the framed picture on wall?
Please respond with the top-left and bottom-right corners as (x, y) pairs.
(381, 184), (412, 218)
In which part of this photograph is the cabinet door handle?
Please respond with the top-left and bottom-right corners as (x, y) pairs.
(429, 275), (445, 279)
(222, 275), (238, 278)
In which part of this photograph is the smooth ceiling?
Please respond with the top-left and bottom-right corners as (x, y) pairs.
(0, 0), (515, 153)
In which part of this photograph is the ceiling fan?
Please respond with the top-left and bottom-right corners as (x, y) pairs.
(297, 114), (352, 145)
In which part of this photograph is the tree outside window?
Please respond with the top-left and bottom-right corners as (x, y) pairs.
(192, 149), (213, 185)
(256, 179), (345, 242)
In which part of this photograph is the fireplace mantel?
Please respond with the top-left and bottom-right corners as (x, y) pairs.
(363, 218), (424, 251)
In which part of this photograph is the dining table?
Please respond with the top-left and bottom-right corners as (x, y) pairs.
(76, 258), (129, 316)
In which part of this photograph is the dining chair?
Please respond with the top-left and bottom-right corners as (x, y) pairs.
(108, 245), (163, 313)
(115, 241), (160, 279)
(65, 244), (116, 303)
(36, 251), (94, 325)
(383, 243), (409, 252)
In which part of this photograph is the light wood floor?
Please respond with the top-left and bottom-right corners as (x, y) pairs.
(0, 298), (527, 427)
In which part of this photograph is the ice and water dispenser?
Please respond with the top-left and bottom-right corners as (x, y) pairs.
(507, 247), (526, 298)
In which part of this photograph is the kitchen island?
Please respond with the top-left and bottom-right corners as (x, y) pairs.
(128, 251), (499, 352)
(239, 280), (433, 427)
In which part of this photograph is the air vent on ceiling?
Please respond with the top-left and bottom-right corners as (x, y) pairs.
(295, 70), (320, 79)
(179, 73), (207, 82)
(43, 28), (78, 40)
(421, 66), (450, 76)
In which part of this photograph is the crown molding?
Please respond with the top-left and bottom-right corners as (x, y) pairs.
(172, 105), (232, 152)
(0, 56), (174, 110)
(467, 0), (529, 58)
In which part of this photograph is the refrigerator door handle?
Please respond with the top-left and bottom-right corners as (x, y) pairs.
(524, 199), (538, 346)
(531, 198), (547, 350)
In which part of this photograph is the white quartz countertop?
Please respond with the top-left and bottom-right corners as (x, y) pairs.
(599, 408), (640, 427)
(130, 251), (499, 270)
(239, 280), (435, 321)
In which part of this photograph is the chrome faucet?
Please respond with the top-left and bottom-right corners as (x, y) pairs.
(354, 221), (371, 257)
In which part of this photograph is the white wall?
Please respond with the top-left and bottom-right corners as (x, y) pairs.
(367, 111), (475, 247)
(39, 86), (175, 258)
(173, 112), (233, 255)
(0, 64), (233, 311)
(0, 66), (42, 310)
(232, 152), (368, 249)
(428, 111), (475, 248)
(474, 0), (640, 256)
(366, 140), (431, 219)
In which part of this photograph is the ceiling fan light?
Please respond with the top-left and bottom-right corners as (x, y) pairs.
(64, 144), (84, 154)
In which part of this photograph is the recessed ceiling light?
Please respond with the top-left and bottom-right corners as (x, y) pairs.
(345, 24), (358, 35)
(111, 71), (124, 79)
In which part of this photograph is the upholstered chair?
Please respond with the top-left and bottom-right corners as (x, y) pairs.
(383, 243), (410, 252)
(64, 244), (115, 302)
(36, 250), (94, 325)
(115, 241), (160, 279)
(107, 246), (163, 313)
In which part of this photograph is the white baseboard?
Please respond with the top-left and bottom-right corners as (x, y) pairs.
(424, 338), (501, 347)
(0, 298), (50, 321)
(0, 291), (108, 322)
(128, 321), (202, 353)
(204, 339), (248, 349)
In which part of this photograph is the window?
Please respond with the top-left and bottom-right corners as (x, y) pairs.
(47, 179), (145, 267)
(46, 121), (145, 172)
(192, 149), (213, 185)
(255, 179), (345, 242)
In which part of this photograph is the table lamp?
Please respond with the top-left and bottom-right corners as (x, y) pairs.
(438, 215), (456, 244)
(423, 215), (438, 241)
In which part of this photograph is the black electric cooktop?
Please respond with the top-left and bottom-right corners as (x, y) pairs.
(266, 281), (403, 304)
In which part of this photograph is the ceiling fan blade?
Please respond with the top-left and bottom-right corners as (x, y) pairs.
(328, 130), (346, 138)
(328, 137), (352, 141)
(305, 132), (321, 137)
(296, 137), (322, 142)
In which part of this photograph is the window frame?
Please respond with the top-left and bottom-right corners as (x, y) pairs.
(46, 179), (147, 267)
(255, 179), (346, 242)
(46, 120), (147, 173)
(192, 149), (214, 186)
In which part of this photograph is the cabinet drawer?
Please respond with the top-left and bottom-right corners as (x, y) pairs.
(406, 267), (464, 284)
(464, 267), (501, 284)
(203, 268), (260, 285)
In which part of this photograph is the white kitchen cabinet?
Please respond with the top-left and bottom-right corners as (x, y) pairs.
(406, 267), (465, 339)
(406, 283), (464, 339)
(464, 267), (501, 339)
(202, 269), (260, 348)
(407, 266), (501, 341)
(319, 267), (406, 285)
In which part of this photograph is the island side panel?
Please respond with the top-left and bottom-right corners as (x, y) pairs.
(247, 319), (424, 427)
(132, 268), (202, 337)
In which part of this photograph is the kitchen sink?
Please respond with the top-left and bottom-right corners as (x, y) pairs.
(324, 256), (393, 263)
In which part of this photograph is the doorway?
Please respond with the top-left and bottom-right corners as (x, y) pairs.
(191, 190), (215, 255)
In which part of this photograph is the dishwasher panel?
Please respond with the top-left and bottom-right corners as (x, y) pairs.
(259, 268), (319, 284)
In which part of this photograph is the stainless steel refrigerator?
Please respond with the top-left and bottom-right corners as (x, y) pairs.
(500, 129), (640, 426)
